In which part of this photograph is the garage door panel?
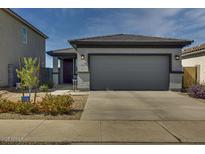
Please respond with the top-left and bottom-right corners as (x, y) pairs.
(90, 55), (169, 90)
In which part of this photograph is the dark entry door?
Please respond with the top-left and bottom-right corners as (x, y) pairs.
(63, 59), (73, 83)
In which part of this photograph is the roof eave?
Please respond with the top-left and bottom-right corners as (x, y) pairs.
(47, 50), (77, 57)
(69, 40), (193, 48)
(46, 51), (54, 56)
(2, 8), (48, 39)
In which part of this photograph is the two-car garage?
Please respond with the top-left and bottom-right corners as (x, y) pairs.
(89, 54), (170, 90)
(69, 34), (193, 91)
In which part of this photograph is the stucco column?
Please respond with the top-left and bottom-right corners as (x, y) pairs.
(60, 59), (63, 84)
(77, 53), (90, 90)
(169, 73), (182, 90)
(53, 57), (59, 87)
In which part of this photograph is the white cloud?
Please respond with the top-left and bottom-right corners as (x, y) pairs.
(84, 8), (205, 46)
(184, 9), (205, 21)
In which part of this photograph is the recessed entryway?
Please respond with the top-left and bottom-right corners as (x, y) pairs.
(63, 59), (73, 83)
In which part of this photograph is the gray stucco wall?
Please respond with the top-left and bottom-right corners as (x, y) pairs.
(76, 48), (183, 90)
(0, 9), (46, 87)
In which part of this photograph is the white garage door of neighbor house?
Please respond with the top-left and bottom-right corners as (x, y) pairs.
(89, 55), (170, 90)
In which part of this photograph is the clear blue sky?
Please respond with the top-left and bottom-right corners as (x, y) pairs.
(12, 8), (205, 68)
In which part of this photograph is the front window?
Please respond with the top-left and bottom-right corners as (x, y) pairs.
(21, 27), (27, 44)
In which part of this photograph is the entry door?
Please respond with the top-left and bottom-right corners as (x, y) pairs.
(63, 59), (73, 83)
(89, 55), (170, 90)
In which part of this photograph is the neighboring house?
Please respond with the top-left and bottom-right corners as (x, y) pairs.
(47, 34), (192, 91)
(182, 44), (205, 84)
(0, 9), (48, 87)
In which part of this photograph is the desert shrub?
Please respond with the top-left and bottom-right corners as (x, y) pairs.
(187, 84), (205, 99)
(39, 84), (49, 92)
(0, 99), (16, 113)
(0, 94), (74, 115)
(0, 98), (38, 115)
(15, 103), (39, 115)
(38, 94), (74, 115)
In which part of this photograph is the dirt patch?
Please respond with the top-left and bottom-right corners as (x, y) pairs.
(0, 95), (88, 120)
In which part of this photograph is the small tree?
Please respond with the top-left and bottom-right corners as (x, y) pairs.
(16, 57), (40, 103)
(17, 58), (26, 97)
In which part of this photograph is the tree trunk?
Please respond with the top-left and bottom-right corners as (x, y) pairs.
(19, 58), (24, 97)
(21, 87), (24, 97)
(29, 88), (31, 102)
(34, 88), (37, 104)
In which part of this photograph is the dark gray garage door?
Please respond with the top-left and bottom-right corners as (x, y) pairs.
(89, 55), (170, 90)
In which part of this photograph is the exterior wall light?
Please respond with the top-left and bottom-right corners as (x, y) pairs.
(81, 54), (85, 60)
(175, 55), (180, 60)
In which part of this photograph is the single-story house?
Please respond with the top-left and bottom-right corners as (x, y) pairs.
(0, 8), (48, 87)
(47, 34), (192, 91)
(182, 44), (205, 84)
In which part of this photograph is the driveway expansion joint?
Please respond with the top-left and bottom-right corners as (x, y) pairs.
(99, 121), (102, 142)
(156, 121), (181, 143)
(22, 120), (45, 141)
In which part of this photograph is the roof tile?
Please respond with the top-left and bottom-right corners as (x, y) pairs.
(183, 43), (205, 54)
(69, 34), (192, 43)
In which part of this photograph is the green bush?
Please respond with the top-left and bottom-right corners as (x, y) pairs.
(15, 103), (38, 115)
(39, 94), (74, 115)
(39, 84), (49, 92)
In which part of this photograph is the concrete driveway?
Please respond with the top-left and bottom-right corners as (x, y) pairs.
(2, 92), (205, 144)
(81, 91), (205, 120)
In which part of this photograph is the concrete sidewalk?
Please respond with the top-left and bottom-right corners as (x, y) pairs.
(1, 120), (205, 144)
